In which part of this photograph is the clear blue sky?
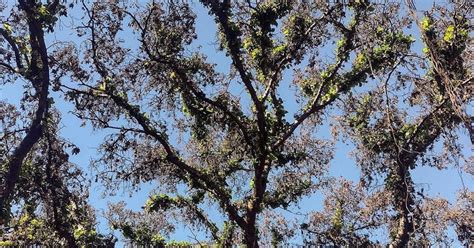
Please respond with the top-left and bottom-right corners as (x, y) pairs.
(1, 0), (472, 245)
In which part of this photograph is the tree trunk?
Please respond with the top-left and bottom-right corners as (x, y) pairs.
(244, 224), (259, 248)
(391, 208), (413, 248)
(389, 165), (414, 248)
(0, 0), (51, 221)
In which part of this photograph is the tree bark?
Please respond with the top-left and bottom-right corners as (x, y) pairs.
(389, 166), (414, 248)
(244, 224), (259, 248)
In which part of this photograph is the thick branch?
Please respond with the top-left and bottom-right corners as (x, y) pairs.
(106, 90), (247, 228)
(0, 28), (24, 70)
(202, 0), (267, 149)
(272, 10), (367, 150)
(272, 48), (351, 150)
(174, 70), (256, 156)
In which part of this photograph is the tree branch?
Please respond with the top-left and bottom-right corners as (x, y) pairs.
(0, 28), (24, 70)
(201, 0), (267, 149)
(106, 88), (247, 228)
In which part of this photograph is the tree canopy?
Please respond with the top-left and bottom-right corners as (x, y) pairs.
(0, 0), (472, 247)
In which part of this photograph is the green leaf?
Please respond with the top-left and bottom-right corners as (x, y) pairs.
(443, 25), (455, 42)
(420, 17), (432, 31)
(0, 241), (15, 247)
(2, 23), (12, 33)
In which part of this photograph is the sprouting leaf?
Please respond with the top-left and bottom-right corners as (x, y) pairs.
(2, 23), (12, 33)
(443, 25), (455, 42)
(420, 17), (432, 31)
(99, 81), (106, 91)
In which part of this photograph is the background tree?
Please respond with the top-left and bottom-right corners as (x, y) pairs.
(0, 1), (112, 246)
(301, 178), (391, 246)
(341, 2), (471, 247)
(0, 0), (56, 216)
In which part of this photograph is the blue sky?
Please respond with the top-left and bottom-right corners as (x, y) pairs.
(0, 0), (472, 245)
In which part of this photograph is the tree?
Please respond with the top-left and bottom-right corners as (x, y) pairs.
(341, 2), (471, 247)
(0, 0), (471, 247)
(56, 0), (419, 246)
(0, 1), (113, 246)
(0, 0), (55, 217)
